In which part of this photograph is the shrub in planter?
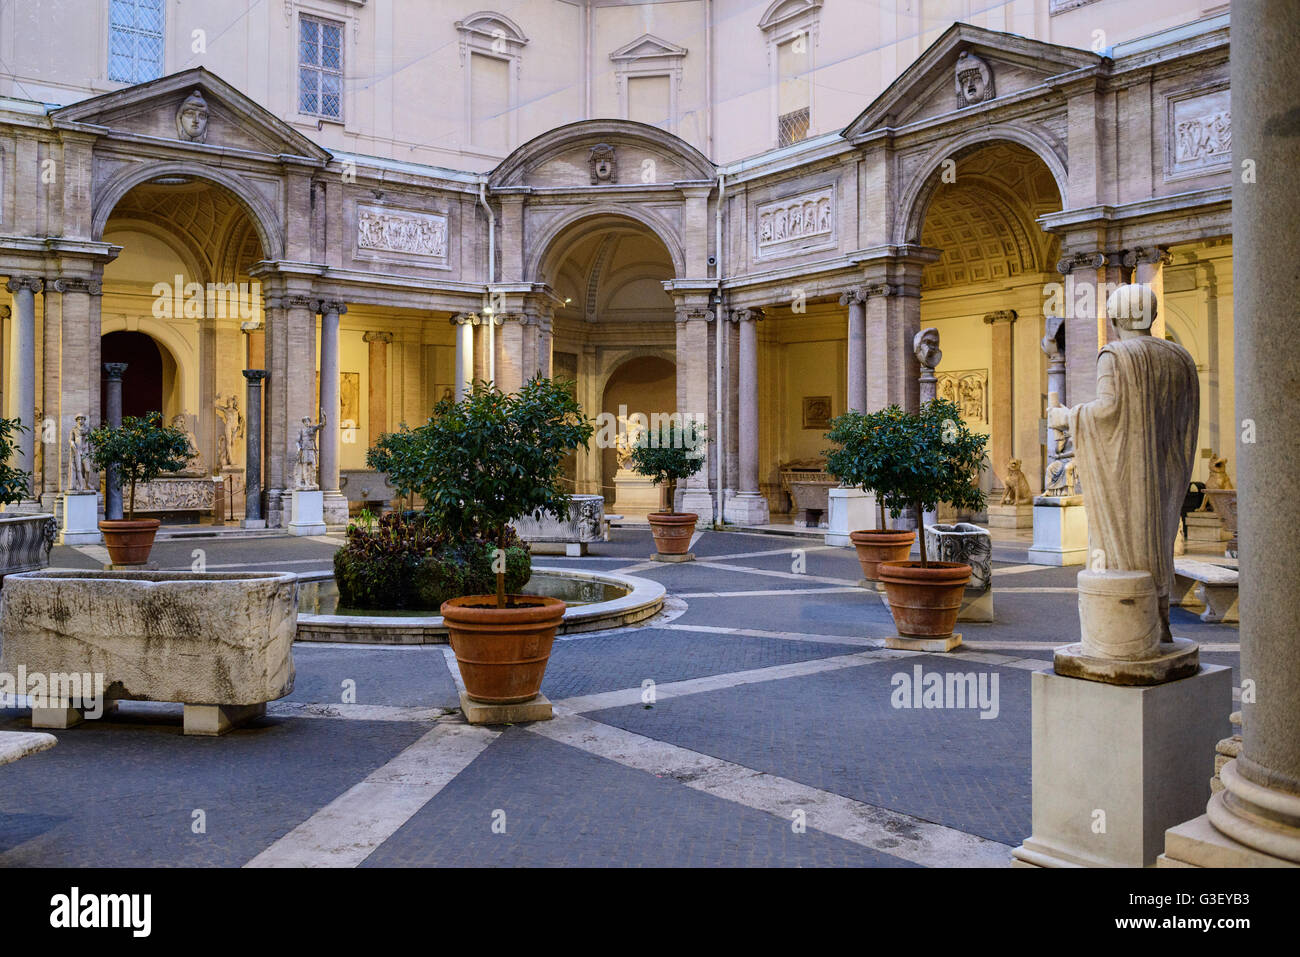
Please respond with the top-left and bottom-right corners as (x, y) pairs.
(861, 398), (987, 641)
(626, 417), (706, 556)
(369, 376), (593, 705)
(87, 412), (194, 565)
(0, 416), (33, 505)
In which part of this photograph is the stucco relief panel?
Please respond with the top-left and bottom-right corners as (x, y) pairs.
(754, 185), (836, 261)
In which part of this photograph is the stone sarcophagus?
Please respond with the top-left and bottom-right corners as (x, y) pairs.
(131, 477), (216, 514)
(779, 460), (835, 527)
(0, 570), (297, 735)
(0, 513), (56, 580)
(511, 494), (606, 556)
(924, 522), (993, 622)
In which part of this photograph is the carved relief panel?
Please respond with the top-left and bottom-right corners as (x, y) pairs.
(755, 185), (835, 259)
(355, 203), (449, 265)
(1166, 86), (1231, 178)
(936, 369), (989, 425)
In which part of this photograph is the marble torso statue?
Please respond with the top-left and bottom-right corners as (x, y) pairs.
(294, 415), (325, 490)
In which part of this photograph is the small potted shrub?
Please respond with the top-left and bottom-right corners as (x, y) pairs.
(866, 399), (986, 641)
(370, 376), (592, 704)
(88, 411), (194, 565)
(0, 417), (56, 579)
(627, 417), (706, 558)
(826, 406), (918, 585)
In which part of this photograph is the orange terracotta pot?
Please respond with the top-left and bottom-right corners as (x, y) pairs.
(647, 511), (697, 555)
(849, 529), (916, 581)
(441, 595), (566, 704)
(878, 561), (972, 639)
(98, 519), (161, 566)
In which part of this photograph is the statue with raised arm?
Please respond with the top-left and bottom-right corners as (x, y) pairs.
(294, 414), (325, 490)
(1047, 284), (1199, 650)
(66, 414), (93, 492)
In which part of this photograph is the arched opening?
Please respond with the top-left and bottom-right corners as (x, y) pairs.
(599, 355), (677, 509)
(100, 330), (167, 419)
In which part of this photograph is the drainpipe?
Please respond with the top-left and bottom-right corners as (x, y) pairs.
(478, 176), (496, 387)
(714, 170), (726, 524)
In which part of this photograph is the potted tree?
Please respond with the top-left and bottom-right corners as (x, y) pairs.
(0, 417), (56, 580)
(867, 399), (987, 642)
(826, 406), (918, 586)
(627, 417), (706, 559)
(88, 411), (194, 565)
(373, 376), (592, 704)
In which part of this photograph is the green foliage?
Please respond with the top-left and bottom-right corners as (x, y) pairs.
(87, 411), (194, 519)
(0, 417), (33, 506)
(367, 376), (592, 605)
(332, 511), (530, 611)
(824, 399), (987, 565)
(626, 417), (706, 513)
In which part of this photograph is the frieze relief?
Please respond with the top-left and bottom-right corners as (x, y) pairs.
(1167, 87), (1231, 176)
(937, 368), (988, 424)
(356, 204), (449, 260)
(756, 186), (834, 257)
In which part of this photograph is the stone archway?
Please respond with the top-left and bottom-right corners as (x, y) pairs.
(598, 354), (678, 507)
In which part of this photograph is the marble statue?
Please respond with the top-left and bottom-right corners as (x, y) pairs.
(1048, 284), (1199, 646)
(999, 459), (1032, 506)
(66, 414), (93, 492)
(1043, 426), (1079, 497)
(1194, 452), (1233, 510)
(170, 413), (202, 474)
(176, 90), (209, 143)
(293, 415), (325, 490)
(215, 395), (244, 470)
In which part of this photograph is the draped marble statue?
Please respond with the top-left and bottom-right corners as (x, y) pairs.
(1048, 284), (1199, 649)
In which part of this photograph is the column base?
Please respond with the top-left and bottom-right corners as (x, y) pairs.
(1161, 802), (1300, 868)
(1012, 664), (1231, 868)
(1027, 499), (1087, 566)
(723, 492), (769, 526)
(322, 490), (349, 526)
(825, 487), (876, 547)
(679, 489), (715, 524)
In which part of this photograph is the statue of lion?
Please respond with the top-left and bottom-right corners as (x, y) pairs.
(999, 458), (1033, 506)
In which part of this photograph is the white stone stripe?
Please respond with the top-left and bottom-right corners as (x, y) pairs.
(244, 721), (498, 868)
(659, 622), (882, 646)
(700, 544), (835, 562)
(554, 650), (899, 713)
(529, 713), (1012, 868)
(961, 640), (1240, 652)
(267, 701), (449, 722)
(676, 586), (864, 598)
(694, 560), (858, 587)
(990, 564), (1054, 576)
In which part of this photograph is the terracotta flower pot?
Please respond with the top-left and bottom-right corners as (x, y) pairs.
(647, 511), (697, 555)
(441, 595), (566, 704)
(878, 561), (972, 639)
(98, 519), (161, 566)
(849, 529), (916, 582)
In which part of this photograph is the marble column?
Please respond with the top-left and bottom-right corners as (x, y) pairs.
(983, 310), (1017, 490)
(242, 370), (267, 528)
(452, 313), (474, 399)
(1125, 246), (1172, 341)
(363, 331), (392, 448)
(863, 281), (921, 413)
(1057, 251), (1122, 405)
(839, 286), (867, 413)
(316, 300), (347, 524)
(0, 305), (7, 428)
(724, 308), (769, 525)
(102, 363), (127, 521)
(54, 277), (102, 491)
(5, 278), (40, 503)
(1164, 1), (1300, 866)
(1042, 315), (1067, 410)
(676, 306), (714, 520)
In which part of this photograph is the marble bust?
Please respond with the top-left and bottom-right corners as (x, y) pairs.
(1048, 284), (1200, 677)
(176, 90), (209, 143)
(913, 327), (942, 370)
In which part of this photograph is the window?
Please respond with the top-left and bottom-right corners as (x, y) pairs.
(108, 0), (164, 84)
(610, 34), (687, 133)
(759, 0), (821, 147)
(469, 52), (510, 153)
(776, 35), (810, 146)
(628, 75), (672, 129)
(455, 12), (528, 154)
(298, 15), (343, 120)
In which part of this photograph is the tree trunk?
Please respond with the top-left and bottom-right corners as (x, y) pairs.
(495, 528), (506, 608)
(916, 500), (927, 567)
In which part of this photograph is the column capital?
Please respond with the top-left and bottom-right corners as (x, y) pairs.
(838, 286), (867, 307)
(51, 277), (102, 296)
(243, 369), (269, 381)
(450, 313), (477, 326)
(283, 294), (316, 310)
(675, 307), (714, 324)
(5, 277), (43, 294)
(729, 307), (765, 324)
(1056, 251), (1109, 274)
(102, 362), (128, 380)
(1121, 245), (1173, 269)
(983, 309), (1018, 326)
(0, 305), (10, 320)
(362, 331), (393, 344)
(314, 299), (348, 317)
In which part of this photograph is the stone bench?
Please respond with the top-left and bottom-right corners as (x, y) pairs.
(0, 731), (56, 766)
(0, 569), (297, 736)
(1173, 558), (1239, 623)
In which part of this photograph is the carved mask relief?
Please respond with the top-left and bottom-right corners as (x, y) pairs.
(589, 144), (617, 184)
(954, 51), (994, 107)
(176, 89), (210, 143)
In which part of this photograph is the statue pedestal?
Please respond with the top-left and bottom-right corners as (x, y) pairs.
(288, 489), (326, 536)
(825, 487), (876, 547)
(1185, 511), (1227, 544)
(612, 469), (661, 517)
(986, 503), (1033, 529)
(1027, 496), (1087, 566)
(59, 492), (101, 546)
(1012, 664), (1231, 867)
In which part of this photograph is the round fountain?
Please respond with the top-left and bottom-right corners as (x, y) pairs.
(296, 567), (664, 644)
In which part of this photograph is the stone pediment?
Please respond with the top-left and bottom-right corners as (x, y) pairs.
(842, 23), (1104, 138)
(609, 34), (688, 63)
(52, 68), (330, 162)
(489, 119), (715, 190)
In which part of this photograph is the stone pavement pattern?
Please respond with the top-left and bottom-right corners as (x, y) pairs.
(0, 528), (1240, 867)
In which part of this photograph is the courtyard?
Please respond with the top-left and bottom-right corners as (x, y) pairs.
(0, 525), (1241, 869)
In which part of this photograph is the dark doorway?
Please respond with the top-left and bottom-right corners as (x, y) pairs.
(100, 331), (163, 420)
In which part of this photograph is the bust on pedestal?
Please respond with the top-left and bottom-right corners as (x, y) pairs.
(288, 416), (326, 536)
(1013, 286), (1231, 868)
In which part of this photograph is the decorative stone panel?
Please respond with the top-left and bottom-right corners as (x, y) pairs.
(755, 185), (835, 259)
(1166, 86), (1231, 178)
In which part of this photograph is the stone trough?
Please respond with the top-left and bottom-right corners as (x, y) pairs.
(296, 567), (665, 644)
(0, 569), (297, 735)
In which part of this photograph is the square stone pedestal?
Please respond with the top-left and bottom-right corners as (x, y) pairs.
(183, 703), (266, 736)
(59, 492), (101, 545)
(825, 487), (876, 547)
(724, 491), (770, 526)
(884, 633), (962, 653)
(288, 489), (327, 536)
(1027, 498), (1087, 566)
(649, 551), (694, 563)
(1185, 511), (1227, 544)
(459, 691), (552, 725)
(1012, 664), (1231, 868)
(613, 470), (661, 516)
(987, 503), (1034, 529)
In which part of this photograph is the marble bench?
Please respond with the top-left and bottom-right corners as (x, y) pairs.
(1173, 558), (1239, 624)
(0, 731), (56, 766)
